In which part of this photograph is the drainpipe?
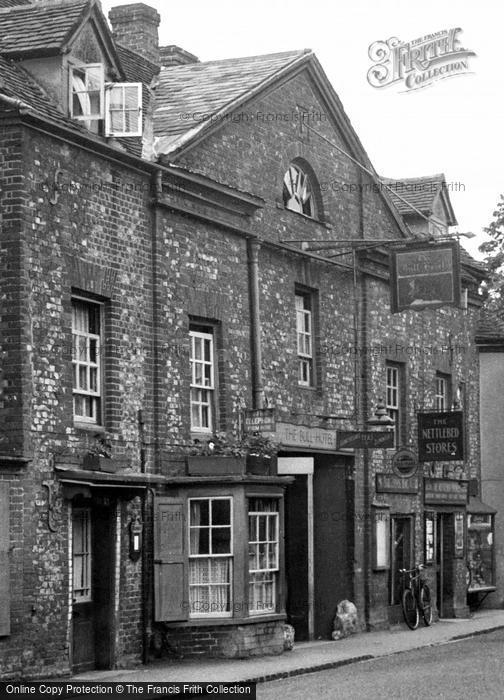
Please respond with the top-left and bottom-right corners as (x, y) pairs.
(248, 238), (265, 409)
(141, 170), (162, 665)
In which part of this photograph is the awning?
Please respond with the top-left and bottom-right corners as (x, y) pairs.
(467, 496), (497, 515)
(55, 465), (165, 489)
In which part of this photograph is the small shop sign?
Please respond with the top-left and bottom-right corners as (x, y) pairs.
(391, 448), (418, 478)
(417, 411), (464, 462)
(390, 241), (460, 313)
(376, 473), (419, 494)
(424, 478), (468, 506)
(244, 408), (276, 433)
(337, 430), (394, 449)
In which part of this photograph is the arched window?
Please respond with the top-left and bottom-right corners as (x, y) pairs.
(283, 162), (317, 218)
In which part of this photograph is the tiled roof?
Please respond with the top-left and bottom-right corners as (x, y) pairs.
(0, 0), (31, 8)
(153, 50), (308, 147)
(381, 174), (446, 216)
(475, 315), (504, 343)
(0, 0), (89, 57)
(0, 53), (85, 130)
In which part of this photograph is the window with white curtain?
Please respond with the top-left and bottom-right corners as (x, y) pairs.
(248, 498), (279, 614)
(188, 497), (232, 617)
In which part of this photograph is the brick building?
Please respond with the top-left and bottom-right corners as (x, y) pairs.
(0, 0), (488, 679)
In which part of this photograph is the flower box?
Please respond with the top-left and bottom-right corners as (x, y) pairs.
(82, 453), (120, 473)
(186, 455), (246, 476)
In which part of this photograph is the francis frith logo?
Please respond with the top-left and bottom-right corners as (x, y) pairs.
(367, 28), (476, 91)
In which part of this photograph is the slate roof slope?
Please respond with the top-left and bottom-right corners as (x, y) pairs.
(153, 50), (308, 144)
(381, 174), (447, 217)
(0, 0), (89, 57)
(0, 53), (86, 130)
(475, 315), (504, 344)
(0, 0), (31, 8)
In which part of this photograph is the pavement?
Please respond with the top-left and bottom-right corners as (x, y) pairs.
(74, 609), (504, 685)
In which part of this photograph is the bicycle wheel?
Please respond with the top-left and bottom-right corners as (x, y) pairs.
(401, 588), (419, 630)
(420, 583), (433, 626)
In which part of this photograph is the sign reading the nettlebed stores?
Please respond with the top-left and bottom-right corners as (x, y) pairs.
(276, 422), (337, 451)
(417, 411), (464, 462)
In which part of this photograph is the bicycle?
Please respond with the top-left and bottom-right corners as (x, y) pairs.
(399, 564), (433, 630)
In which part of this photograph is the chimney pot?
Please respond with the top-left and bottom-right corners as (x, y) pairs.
(109, 3), (160, 65)
(159, 45), (199, 67)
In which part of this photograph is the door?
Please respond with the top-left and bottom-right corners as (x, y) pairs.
(389, 515), (414, 621)
(313, 457), (353, 639)
(437, 513), (454, 617)
(284, 475), (309, 640)
(72, 502), (115, 672)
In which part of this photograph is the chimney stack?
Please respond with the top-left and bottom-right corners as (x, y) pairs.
(109, 3), (160, 65)
(159, 45), (199, 67)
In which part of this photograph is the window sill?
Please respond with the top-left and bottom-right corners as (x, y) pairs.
(163, 613), (286, 628)
(297, 384), (318, 392)
(74, 422), (106, 434)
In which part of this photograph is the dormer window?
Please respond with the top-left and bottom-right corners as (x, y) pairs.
(283, 162), (317, 218)
(69, 61), (142, 137)
(105, 83), (143, 137)
(70, 63), (105, 125)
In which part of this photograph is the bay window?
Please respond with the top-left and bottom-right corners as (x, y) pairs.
(189, 497), (232, 617)
(248, 498), (279, 614)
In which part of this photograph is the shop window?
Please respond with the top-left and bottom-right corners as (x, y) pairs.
(189, 326), (215, 432)
(72, 298), (102, 424)
(296, 292), (314, 386)
(283, 162), (317, 218)
(188, 497), (232, 617)
(72, 508), (92, 602)
(248, 498), (279, 614)
(467, 513), (495, 591)
(424, 511), (436, 565)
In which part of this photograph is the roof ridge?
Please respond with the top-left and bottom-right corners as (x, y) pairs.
(159, 48), (310, 70)
(382, 173), (446, 184)
(0, 0), (88, 14)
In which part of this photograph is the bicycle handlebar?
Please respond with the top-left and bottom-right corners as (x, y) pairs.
(399, 564), (426, 574)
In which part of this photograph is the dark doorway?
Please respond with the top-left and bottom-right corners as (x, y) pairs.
(313, 457), (353, 639)
(437, 513), (454, 617)
(389, 515), (414, 622)
(284, 475), (309, 641)
(72, 499), (115, 672)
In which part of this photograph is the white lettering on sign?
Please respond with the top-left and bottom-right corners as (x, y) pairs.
(275, 422), (337, 451)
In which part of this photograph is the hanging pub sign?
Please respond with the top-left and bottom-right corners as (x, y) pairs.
(417, 411), (464, 462)
(390, 241), (461, 313)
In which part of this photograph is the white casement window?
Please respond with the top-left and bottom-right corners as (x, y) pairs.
(105, 83), (142, 137)
(283, 163), (316, 217)
(435, 375), (449, 411)
(72, 508), (91, 602)
(248, 499), (279, 615)
(70, 63), (105, 123)
(386, 364), (400, 446)
(190, 329), (214, 432)
(188, 498), (232, 617)
(296, 293), (313, 386)
(72, 298), (102, 424)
